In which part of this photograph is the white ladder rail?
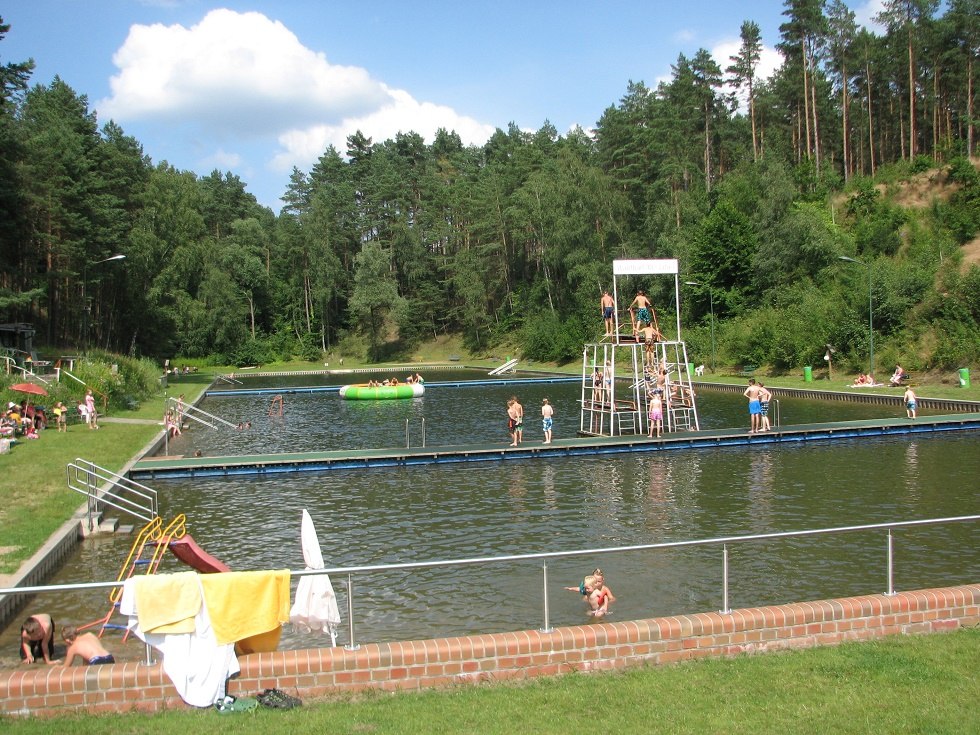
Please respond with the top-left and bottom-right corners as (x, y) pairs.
(66, 458), (159, 526)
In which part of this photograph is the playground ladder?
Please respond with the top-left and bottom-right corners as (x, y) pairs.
(82, 515), (188, 640)
(652, 341), (701, 433)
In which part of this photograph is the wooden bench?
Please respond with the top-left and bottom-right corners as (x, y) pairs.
(737, 364), (758, 378)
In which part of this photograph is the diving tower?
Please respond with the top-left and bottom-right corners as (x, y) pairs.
(580, 259), (700, 437)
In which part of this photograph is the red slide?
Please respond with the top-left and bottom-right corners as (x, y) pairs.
(168, 535), (231, 573)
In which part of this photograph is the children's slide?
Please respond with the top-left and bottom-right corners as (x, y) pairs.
(168, 535), (231, 573)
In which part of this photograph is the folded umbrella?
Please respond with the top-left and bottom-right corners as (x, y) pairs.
(289, 509), (341, 645)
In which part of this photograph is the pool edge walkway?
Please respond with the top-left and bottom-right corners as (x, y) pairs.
(130, 412), (980, 479)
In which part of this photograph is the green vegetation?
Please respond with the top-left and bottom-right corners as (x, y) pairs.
(0, 9), (978, 375)
(2, 627), (977, 733)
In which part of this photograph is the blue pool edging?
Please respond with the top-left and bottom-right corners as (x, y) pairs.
(129, 413), (980, 480)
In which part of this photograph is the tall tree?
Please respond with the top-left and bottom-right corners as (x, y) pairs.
(728, 21), (764, 161)
(876, 0), (940, 159)
(944, 0), (978, 158)
(348, 241), (405, 360)
(0, 16), (35, 318)
(826, 1), (858, 180)
(779, 0), (829, 170)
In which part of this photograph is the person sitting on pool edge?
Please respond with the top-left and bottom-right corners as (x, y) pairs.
(61, 625), (115, 666)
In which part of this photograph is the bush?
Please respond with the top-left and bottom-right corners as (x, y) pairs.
(230, 338), (273, 367)
(521, 311), (586, 364)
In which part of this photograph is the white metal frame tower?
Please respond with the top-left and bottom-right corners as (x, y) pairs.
(579, 259), (700, 437)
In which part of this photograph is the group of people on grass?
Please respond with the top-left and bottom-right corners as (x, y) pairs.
(19, 613), (114, 667)
(1, 389), (99, 443)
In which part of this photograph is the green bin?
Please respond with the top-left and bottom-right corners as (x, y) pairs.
(803, 366), (813, 383)
(687, 362), (694, 377)
(959, 368), (970, 388)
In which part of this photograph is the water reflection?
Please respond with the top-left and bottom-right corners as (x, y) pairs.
(1, 379), (976, 665)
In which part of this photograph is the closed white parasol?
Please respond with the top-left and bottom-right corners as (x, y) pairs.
(289, 509), (341, 645)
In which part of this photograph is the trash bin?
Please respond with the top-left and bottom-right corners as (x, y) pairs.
(959, 368), (970, 388)
(803, 366), (813, 382)
(687, 362), (694, 377)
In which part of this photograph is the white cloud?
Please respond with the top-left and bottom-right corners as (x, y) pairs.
(674, 29), (696, 45)
(97, 8), (496, 189)
(853, 0), (887, 31)
(199, 148), (243, 170)
(271, 87), (495, 173)
(99, 9), (389, 136)
(652, 40), (783, 109)
(709, 39), (783, 112)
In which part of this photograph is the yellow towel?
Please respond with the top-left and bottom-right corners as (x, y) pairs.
(199, 569), (291, 646)
(134, 571), (201, 634)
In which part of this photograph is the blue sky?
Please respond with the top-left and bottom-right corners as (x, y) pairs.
(2, 1), (884, 211)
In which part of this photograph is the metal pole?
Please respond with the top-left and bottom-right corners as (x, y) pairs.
(868, 268), (875, 380)
(421, 417), (426, 448)
(885, 529), (894, 596)
(405, 419), (410, 448)
(540, 560), (553, 633)
(708, 288), (716, 374)
(345, 573), (360, 650)
(719, 544), (731, 614)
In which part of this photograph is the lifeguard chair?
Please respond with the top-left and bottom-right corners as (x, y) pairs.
(580, 259), (699, 437)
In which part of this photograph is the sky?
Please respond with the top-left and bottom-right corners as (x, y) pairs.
(2, 0), (886, 211)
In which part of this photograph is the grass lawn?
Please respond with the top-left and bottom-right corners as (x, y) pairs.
(0, 372), (212, 576)
(1, 627), (977, 733)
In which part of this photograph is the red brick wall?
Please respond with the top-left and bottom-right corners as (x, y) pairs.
(3, 584), (977, 717)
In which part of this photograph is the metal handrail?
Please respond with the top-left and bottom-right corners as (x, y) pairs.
(66, 458), (159, 525)
(3, 514), (976, 647)
(167, 396), (237, 429)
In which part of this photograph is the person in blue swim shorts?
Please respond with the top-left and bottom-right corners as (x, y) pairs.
(744, 378), (762, 433)
(903, 386), (917, 419)
(541, 398), (554, 444)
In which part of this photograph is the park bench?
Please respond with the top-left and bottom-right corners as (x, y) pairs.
(737, 364), (758, 378)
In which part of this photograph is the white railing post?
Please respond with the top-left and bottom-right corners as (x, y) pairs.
(720, 544), (731, 614)
(345, 574), (360, 650)
(885, 529), (895, 596)
(540, 560), (553, 633)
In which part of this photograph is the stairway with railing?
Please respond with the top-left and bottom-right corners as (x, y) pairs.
(167, 395), (237, 429)
(67, 458), (159, 530)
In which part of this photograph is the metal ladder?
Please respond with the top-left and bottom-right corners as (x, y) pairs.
(652, 341), (700, 432)
(167, 396), (237, 429)
(67, 458), (159, 529)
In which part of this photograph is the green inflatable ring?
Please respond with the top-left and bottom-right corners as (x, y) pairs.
(339, 383), (425, 400)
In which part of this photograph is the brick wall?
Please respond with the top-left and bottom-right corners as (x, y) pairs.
(3, 584), (977, 718)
